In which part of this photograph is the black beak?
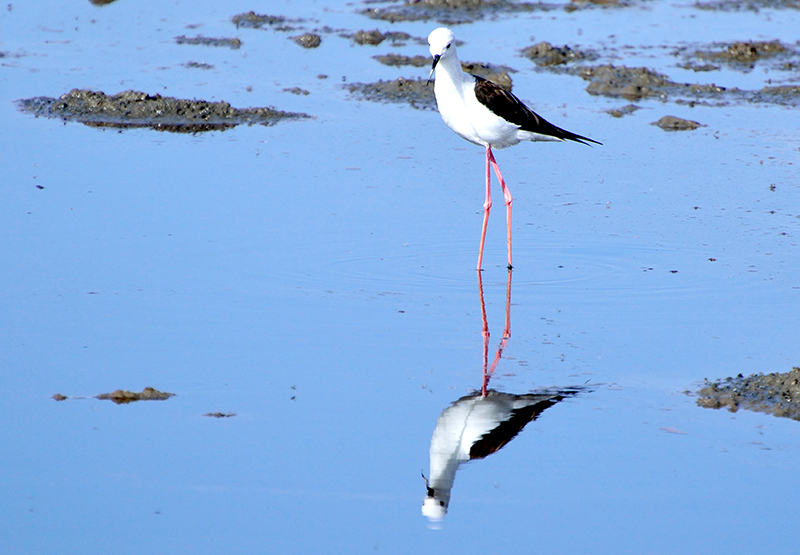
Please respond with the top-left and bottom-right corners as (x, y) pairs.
(427, 55), (440, 86)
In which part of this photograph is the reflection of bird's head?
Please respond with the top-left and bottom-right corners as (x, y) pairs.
(422, 493), (448, 522)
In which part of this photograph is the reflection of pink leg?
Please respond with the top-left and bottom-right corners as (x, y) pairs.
(487, 148), (513, 270)
(478, 270), (490, 397)
(503, 268), (512, 339)
(480, 269), (513, 397)
(477, 146), (493, 271)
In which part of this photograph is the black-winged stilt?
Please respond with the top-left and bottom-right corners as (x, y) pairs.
(427, 27), (601, 270)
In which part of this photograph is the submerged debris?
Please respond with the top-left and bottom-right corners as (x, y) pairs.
(697, 368), (800, 421)
(17, 89), (312, 133)
(95, 387), (175, 405)
(52, 393), (68, 401)
(183, 61), (215, 70)
(203, 412), (237, 418)
(651, 115), (705, 130)
(175, 35), (242, 50)
(606, 103), (641, 117)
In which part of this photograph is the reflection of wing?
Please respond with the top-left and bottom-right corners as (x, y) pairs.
(423, 387), (587, 522)
(469, 393), (564, 459)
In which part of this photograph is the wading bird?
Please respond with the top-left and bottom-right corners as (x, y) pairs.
(427, 27), (601, 270)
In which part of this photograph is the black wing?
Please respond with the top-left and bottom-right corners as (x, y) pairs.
(473, 75), (601, 146)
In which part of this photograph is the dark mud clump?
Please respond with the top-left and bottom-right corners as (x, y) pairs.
(651, 115), (705, 130)
(292, 33), (321, 48)
(697, 367), (800, 421)
(521, 41), (597, 67)
(347, 78), (435, 109)
(284, 87), (310, 95)
(175, 35), (242, 50)
(17, 89), (312, 133)
(352, 29), (388, 45)
(95, 387), (175, 405)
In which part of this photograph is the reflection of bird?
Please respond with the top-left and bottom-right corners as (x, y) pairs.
(422, 388), (582, 522)
(427, 27), (600, 270)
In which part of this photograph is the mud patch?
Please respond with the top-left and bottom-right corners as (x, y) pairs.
(578, 65), (673, 100)
(347, 29), (413, 45)
(521, 41), (598, 67)
(573, 64), (800, 106)
(347, 78), (435, 109)
(374, 54), (514, 89)
(674, 40), (797, 72)
(697, 367), (800, 421)
(651, 115), (705, 130)
(361, 0), (560, 24)
(175, 35), (242, 50)
(373, 53), (431, 68)
(348, 57), (514, 109)
(231, 12), (308, 31)
(95, 387), (175, 404)
(694, 0), (800, 11)
(17, 89), (312, 133)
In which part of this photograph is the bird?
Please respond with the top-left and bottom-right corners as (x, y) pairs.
(427, 27), (601, 271)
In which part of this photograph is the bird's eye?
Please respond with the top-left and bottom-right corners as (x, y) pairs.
(439, 501), (445, 506)
(446, 43), (451, 49)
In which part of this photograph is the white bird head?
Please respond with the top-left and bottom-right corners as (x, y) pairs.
(427, 27), (456, 82)
(422, 494), (448, 522)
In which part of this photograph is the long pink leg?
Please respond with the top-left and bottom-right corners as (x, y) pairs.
(487, 148), (513, 270)
(477, 146), (493, 271)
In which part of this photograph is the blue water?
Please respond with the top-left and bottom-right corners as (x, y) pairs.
(2, 1), (799, 553)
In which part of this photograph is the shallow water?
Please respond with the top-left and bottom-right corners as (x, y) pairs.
(2, 0), (799, 553)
